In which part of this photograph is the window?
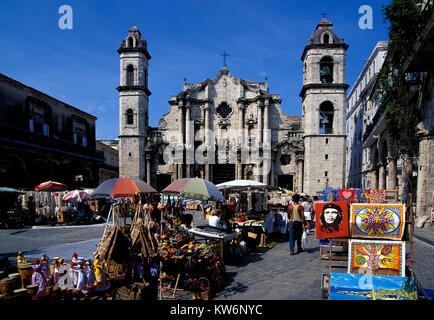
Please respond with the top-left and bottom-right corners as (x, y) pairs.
(325, 171), (328, 177)
(325, 154), (329, 160)
(72, 117), (87, 146)
(323, 33), (330, 44)
(128, 37), (134, 48)
(126, 64), (135, 86)
(319, 101), (334, 134)
(325, 138), (329, 144)
(320, 56), (334, 83)
(28, 98), (51, 136)
(126, 109), (134, 125)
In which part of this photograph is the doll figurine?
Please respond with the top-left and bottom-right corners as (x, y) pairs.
(93, 257), (110, 291)
(17, 251), (27, 265)
(40, 253), (51, 284)
(31, 259), (48, 293)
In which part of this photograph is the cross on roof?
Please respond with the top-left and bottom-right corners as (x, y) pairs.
(221, 51), (229, 67)
(322, 12), (327, 18)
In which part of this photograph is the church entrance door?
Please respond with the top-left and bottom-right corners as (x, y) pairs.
(213, 164), (235, 185)
(277, 175), (293, 191)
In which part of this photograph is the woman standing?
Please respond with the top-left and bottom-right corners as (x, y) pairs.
(303, 199), (313, 233)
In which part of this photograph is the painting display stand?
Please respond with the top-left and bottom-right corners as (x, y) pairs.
(323, 194), (418, 300)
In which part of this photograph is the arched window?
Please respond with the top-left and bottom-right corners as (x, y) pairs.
(128, 37), (134, 48)
(126, 109), (134, 125)
(323, 33), (330, 44)
(126, 65), (135, 86)
(320, 56), (334, 83)
(319, 101), (334, 134)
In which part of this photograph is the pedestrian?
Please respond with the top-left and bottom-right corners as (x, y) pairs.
(287, 194), (306, 255)
(303, 198), (313, 233)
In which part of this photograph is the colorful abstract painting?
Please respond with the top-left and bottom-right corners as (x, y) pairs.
(370, 189), (386, 203)
(329, 272), (418, 300)
(315, 201), (349, 239)
(348, 239), (406, 277)
(338, 189), (356, 203)
(350, 203), (406, 240)
(360, 190), (371, 203)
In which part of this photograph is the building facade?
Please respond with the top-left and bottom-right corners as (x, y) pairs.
(118, 18), (350, 195)
(346, 41), (388, 189)
(0, 73), (104, 189)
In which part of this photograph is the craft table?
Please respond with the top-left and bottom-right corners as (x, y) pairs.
(187, 227), (237, 264)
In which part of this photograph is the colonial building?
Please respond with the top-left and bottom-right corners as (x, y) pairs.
(118, 18), (350, 195)
(0, 73), (104, 189)
(96, 140), (119, 184)
(346, 41), (388, 189)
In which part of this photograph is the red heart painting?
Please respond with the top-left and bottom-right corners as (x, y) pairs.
(338, 189), (355, 203)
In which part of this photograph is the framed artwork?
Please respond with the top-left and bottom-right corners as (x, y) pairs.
(329, 272), (417, 300)
(348, 239), (406, 277)
(384, 190), (398, 203)
(315, 201), (349, 239)
(338, 189), (356, 203)
(350, 203), (406, 240)
(323, 188), (339, 202)
(360, 190), (371, 203)
(370, 189), (386, 203)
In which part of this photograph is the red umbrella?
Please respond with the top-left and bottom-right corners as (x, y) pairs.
(35, 181), (68, 192)
(62, 190), (91, 203)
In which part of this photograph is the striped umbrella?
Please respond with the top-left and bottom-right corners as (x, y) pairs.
(162, 178), (225, 202)
(91, 177), (157, 199)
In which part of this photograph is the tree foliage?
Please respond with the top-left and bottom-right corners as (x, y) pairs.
(379, 0), (424, 157)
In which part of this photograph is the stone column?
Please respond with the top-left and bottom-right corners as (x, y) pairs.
(185, 101), (192, 178)
(378, 163), (386, 190)
(296, 156), (303, 192)
(204, 104), (210, 181)
(177, 101), (184, 179)
(387, 156), (397, 190)
(146, 154), (151, 185)
(257, 101), (263, 146)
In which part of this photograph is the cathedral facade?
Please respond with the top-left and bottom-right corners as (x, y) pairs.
(118, 18), (348, 195)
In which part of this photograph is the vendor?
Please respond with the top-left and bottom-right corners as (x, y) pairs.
(178, 213), (193, 232)
(208, 210), (221, 228)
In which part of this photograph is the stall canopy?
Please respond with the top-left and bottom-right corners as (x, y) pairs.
(216, 179), (278, 191)
(162, 178), (225, 202)
(91, 177), (157, 199)
(0, 187), (25, 194)
(35, 181), (68, 192)
(62, 190), (91, 203)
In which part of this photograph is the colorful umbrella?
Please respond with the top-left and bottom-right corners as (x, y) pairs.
(35, 181), (68, 192)
(162, 178), (225, 202)
(0, 187), (25, 194)
(91, 177), (157, 199)
(62, 190), (91, 203)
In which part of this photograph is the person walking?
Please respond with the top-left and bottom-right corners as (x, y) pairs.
(303, 198), (313, 234)
(287, 194), (306, 255)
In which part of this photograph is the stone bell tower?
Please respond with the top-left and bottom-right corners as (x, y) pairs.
(117, 25), (151, 181)
(300, 18), (349, 195)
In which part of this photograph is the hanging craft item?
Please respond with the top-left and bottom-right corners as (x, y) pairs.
(315, 201), (349, 239)
(350, 203), (406, 240)
(360, 190), (371, 203)
(338, 189), (356, 203)
(370, 189), (386, 203)
(348, 239), (406, 277)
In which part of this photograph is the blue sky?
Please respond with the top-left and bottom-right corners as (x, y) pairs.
(0, 0), (391, 140)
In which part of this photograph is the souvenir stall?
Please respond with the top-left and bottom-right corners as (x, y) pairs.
(158, 178), (230, 299)
(316, 189), (427, 300)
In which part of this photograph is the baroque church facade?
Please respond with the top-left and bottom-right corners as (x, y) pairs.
(118, 18), (348, 195)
